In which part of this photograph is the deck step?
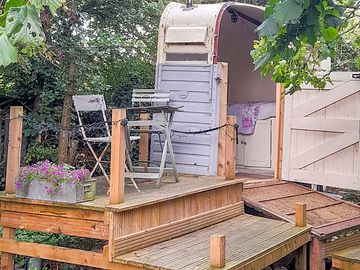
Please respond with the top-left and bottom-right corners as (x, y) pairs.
(113, 202), (244, 256)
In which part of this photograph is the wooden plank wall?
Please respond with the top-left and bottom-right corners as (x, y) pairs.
(0, 201), (108, 239)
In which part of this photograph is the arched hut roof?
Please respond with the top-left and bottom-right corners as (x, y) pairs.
(157, 2), (265, 64)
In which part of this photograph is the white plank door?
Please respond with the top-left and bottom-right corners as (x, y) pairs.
(243, 120), (272, 168)
(282, 72), (360, 190)
(151, 64), (221, 175)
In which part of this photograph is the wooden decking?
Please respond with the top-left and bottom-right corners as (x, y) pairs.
(242, 180), (360, 236)
(0, 175), (245, 211)
(242, 179), (360, 269)
(331, 246), (360, 269)
(115, 214), (311, 270)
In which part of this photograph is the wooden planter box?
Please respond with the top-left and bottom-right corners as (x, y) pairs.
(16, 179), (96, 203)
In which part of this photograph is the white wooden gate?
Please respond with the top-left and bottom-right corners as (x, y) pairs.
(282, 72), (360, 190)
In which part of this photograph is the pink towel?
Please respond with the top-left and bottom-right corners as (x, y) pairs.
(228, 103), (260, 135)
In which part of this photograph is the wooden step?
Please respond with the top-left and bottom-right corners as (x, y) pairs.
(113, 202), (244, 256)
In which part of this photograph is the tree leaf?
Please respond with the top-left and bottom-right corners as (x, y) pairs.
(303, 0), (311, 9)
(301, 26), (318, 44)
(356, 57), (360, 70)
(0, 11), (8, 27)
(0, 27), (17, 67)
(30, 0), (66, 16)
(6, 5), (45, 46)
(4, 0), (27, 11)
(324, 15), (342, 27)
(321, 26), (338, 41)
(273, 0), (304, 25)
(254, 52), (272, 70)
(256, 16), (280, 37)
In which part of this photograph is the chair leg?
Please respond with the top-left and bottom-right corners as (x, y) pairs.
(165, 129), (179, 182)
(156, 137), (168, 188)
(86, 142), (110, 183)
(164, 111), (179, 182)
(125, 164), (140, 192)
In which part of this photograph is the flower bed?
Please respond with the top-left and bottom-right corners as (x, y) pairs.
(15, 160), (96, 203)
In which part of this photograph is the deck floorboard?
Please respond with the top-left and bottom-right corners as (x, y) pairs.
(115, 215), (311, 270)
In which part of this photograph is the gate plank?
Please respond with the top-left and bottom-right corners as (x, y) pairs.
(291, 118), (359, 133)
(289, 169), (359, 188)
(293, 81), (360, 117)
(290, 131), (359, 169)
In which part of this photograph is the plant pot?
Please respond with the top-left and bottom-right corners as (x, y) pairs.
(16, 179), (96, 203)
(28, 258), (42, 270)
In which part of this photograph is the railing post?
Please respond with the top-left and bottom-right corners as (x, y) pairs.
(217, 62), (229, 178)
(5, 106), (23, 194)
(109, 109), (126, 204)
(225, 116), (236, 180)
(275, 83), (285, 179)
(2, 106), (22, 270)
(210, 234), (226, 268)
(295, 203), (307, 227)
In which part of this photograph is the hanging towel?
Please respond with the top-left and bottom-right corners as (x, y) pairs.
(228, 103), (261, 135)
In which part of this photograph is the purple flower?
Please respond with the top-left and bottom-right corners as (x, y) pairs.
(16, 160), (90, 196)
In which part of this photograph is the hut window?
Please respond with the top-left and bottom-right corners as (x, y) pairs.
(166, 53), (208, 61)
(165, 27), (208, 44)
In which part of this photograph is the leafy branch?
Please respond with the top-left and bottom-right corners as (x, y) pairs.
(0, 0), (65, 67)
(251, 0), (359, 94)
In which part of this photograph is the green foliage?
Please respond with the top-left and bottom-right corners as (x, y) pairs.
(0, 27), (17, 66)
(252, 0), (359, 94)
(0, 0), (65, 66)
(24, 143), (57, 165)
(6, 5), (45, 45)
(30, 0), (66, 16)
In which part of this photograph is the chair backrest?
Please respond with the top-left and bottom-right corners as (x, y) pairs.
(132, 89), (170, 107)
(72, 95), (110, 139)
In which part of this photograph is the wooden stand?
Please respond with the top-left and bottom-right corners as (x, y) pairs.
(139, 113), (149, 168)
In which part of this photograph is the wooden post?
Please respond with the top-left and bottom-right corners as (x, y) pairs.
(5, 106), (23, 194)
(139, 113), (149, 169)
(295, 244), (307, 270)
(2, 106), (22, 270)
(225, 116), (236, 180)
(210, 234), (226, 268)
(217, 62), (228, 177)
(310, 238), (326, 270)
(109, 109), (126, 204)
(295, 203), (307, 227)
(274, 83), (285, 179)
(1, 227), (16, 270)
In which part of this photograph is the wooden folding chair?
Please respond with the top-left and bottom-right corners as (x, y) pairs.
(73, 95), (140, 192)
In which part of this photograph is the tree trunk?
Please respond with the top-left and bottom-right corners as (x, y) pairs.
(57, 59), (76, 164)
